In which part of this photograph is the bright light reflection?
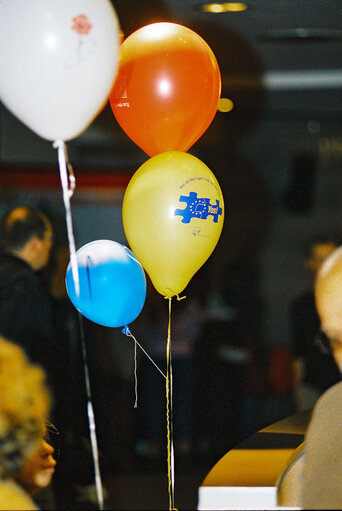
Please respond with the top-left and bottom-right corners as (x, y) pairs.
(44, 33), (57, 49)
(158, 79), (172, 97)
(218, 98), (234, 112)
(142, 23), (176, 41)
(225, 2), (248, 11)
(202, 2), (248, 13)
(204, 3), (225, 12)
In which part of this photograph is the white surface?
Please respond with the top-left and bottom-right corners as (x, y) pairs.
(198, 486), (301, 510)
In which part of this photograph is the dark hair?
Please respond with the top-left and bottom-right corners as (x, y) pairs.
(0, 206), (51, 252)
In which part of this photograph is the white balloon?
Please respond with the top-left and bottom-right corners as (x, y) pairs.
(0, 0), (120, 141)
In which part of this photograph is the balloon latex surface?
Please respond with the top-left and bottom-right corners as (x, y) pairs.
(66, 240), (146, 328)
(0, 0), (120, 141)
(122, 151), (224, 297)
(110, 22), (221, 156)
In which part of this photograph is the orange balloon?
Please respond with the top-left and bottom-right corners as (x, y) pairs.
(110, 22), (221, 156)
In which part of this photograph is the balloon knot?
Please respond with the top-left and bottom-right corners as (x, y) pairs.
(176, 294), (186, 301)
(52, 139), (64, 150)
(122, 325), (131, 336)
(163, 294), (186, 301)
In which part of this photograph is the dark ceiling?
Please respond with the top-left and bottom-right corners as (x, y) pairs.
(1, 0), (342, 167)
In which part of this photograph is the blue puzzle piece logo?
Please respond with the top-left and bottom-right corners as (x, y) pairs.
(174, 192), (223, 224)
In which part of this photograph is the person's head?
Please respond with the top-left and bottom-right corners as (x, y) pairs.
(315, 246), (342, 372)
(0, 206), (53, 271)
(0, 336), (50, 480)
(15, 435), (56, 496)
(304, 236), (337, 276)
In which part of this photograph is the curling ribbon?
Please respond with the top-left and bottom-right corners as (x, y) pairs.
(78, 313), (104, 510)
(166, 297), (176, 511)
(53, 139), (79, 296)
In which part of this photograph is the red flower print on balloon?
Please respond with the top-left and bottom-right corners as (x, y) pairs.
(71, 14), (92, 36)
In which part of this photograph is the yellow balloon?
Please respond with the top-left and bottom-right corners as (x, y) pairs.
(122, 151), (225, 297)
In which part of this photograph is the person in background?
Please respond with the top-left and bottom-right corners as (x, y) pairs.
(0, 206), (55, 382)
(0, 335), (50, 510)
(290, 236), (341, 411)
(0, 206), (92, 510)
(15, 424), (58, 509)
(299, 246), (342, 508)
(16, 439), (56, 497)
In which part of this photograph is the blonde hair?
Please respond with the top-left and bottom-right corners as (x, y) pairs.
(0, 336), (50, 479)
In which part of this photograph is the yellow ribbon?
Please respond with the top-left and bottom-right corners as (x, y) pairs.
(166, 297), (176, 511)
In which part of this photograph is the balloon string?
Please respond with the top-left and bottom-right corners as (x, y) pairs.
(166, 298), (176, 511)
(78, 312), (104, 510)
(164, 294), (186, 302)
(134, 341), (138, 408)
(53, 139), (79, 297)
(122, 326), (166, 380)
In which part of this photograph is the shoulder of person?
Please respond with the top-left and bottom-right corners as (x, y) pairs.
(309, 381), (342, 429)
(0, 254), (33, 279)
(0, 271), (39, 299)
(0, 479), (38, 510)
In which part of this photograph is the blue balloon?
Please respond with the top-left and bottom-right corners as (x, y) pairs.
(66, 240), (146, 328)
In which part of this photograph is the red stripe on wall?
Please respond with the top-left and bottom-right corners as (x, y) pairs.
(0, 166), (132, 189)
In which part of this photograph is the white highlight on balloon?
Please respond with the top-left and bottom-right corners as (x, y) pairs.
(158, 78), (172, 97)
